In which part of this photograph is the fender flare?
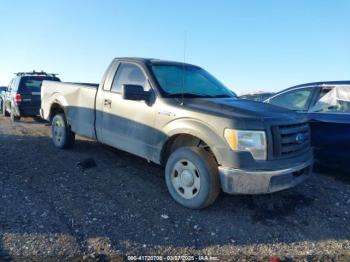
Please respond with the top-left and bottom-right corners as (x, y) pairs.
(46, 93), (69, 121)
(160, 118), (227, 165)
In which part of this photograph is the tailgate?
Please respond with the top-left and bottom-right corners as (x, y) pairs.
(21, 91), (41, 106)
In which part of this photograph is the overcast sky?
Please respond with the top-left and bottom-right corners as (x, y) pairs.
(1, 0), (349, 94)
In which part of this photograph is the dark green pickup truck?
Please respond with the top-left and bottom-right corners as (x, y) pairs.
(41, 58), (313, 209)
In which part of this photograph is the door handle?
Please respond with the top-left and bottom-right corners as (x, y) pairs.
(104, 99), (112, 106)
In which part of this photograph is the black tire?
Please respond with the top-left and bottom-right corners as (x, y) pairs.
(165, 147), (220, 209)
(51, 113), (75, 149)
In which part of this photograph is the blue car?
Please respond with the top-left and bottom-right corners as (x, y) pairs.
(265, 81), (350, 172)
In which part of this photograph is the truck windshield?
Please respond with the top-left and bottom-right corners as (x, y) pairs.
(151, 64), (236, 98)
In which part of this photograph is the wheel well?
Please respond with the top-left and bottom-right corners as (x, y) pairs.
(49, 103), (64, 121)
(160, 134), (217, 166)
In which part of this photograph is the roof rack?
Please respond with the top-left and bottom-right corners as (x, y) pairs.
(15, 70), (59, 77)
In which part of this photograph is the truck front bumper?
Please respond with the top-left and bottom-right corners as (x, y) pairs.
(218, 159), (313, 194)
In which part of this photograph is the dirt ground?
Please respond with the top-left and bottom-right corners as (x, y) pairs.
(0, 115), (349, 261)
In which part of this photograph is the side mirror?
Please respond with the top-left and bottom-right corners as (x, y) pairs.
(121, 84), (150, 101)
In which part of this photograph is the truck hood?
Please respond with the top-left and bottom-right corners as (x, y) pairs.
(182, 98), (301, 121)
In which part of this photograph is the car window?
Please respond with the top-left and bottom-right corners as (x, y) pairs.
(311, 86), (350, 113)
(111, 63), (147, 93)
(314, 100), (350, 113)
(269, 88), (313, 111)
(317, 87), (333, 100)
(8, 80), (14, 91)
(18, 76), (60, 93)
(12, 78), (20, 91)
(328, 100), (350, 113)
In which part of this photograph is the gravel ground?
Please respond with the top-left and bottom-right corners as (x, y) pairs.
(0, 115), (349, 261)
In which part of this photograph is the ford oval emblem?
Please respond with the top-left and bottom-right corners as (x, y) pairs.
(295, 133), (305, 144)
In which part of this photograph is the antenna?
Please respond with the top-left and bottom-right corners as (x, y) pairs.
(181, 31), (187, 106)
(184, 31), (187, 63)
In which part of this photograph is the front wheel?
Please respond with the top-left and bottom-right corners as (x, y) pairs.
(165, 147), (220, 209)
(51, 113), (75, 149)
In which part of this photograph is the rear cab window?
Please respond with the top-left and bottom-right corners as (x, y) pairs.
(18, 76), (60, 93)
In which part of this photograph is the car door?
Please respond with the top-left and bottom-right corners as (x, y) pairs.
(2, 81), (10, 109)
(307, 111), (350, 166)
(0, 85), (8, 112)
(98, 62), (157, 160)
(5, 79), (15, 112)
(307, 86), (350, 168)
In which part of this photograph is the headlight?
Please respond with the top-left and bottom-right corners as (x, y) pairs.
(224, 129), (267, 160)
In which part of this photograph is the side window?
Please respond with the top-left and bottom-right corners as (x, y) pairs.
(317, 87), (332, 100)
(269, 88), (313, 111)
(311, 86), (350, 113)
(110, 63), (147, 93)
(7, 80), (13, 91)
(12, 78), (19, 92)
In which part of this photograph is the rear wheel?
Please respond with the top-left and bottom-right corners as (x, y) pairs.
(165, 147), (220, 209)
(51, 113), (75, 149)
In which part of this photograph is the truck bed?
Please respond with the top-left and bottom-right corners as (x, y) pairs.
(41, 81), (99, 139)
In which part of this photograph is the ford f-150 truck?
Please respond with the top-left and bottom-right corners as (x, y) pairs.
(41, 58), (313, 209)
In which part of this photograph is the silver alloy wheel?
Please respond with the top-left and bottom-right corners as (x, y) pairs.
(52, 118), (64, 144)
(171, 159), (201, 199)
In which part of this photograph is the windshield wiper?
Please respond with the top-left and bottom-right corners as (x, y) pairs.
(166, 93), (234, 99)
(208, 94), (233, 98)
(166, 93), (208, 98)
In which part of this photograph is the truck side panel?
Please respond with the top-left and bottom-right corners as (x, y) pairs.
(41, 81), (97, 139)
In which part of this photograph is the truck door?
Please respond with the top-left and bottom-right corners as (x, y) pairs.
(97, 62), (157, 160)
